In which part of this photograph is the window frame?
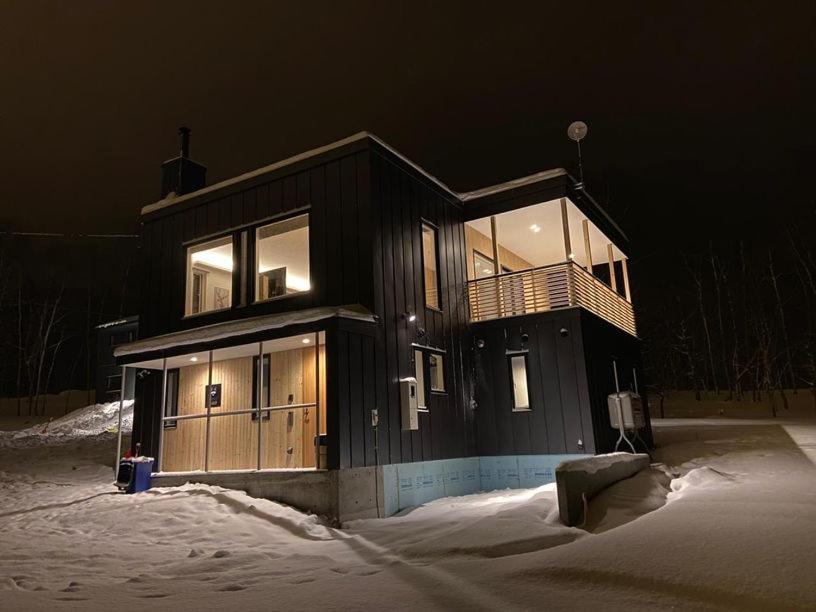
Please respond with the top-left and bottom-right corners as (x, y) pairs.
(413, 345), (447, 407)
(251, 354), (271, 421)
(472, 249), (497, 278)
(420, 220), (442, 312)
(184, 234), (235, 318)
(253, 212), (311, 304)
(163, 368), (180, 429)
(507, 351), (532, 412)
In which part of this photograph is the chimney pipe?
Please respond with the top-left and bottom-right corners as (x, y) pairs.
(179, 126), (191, 159)
(160, 126), (206, 198)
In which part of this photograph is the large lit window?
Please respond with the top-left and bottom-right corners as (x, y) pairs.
(508, 353), (531, 411)
(255, 214), (310, 302)
(422, 222), (440, 310)
(186, 236), (233, 315)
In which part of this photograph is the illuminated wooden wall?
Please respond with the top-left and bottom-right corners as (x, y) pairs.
(161, 346), (325, 472)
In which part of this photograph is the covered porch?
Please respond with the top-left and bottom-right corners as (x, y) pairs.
(465, 196), (636, 336)
(121, 331), (326, 474)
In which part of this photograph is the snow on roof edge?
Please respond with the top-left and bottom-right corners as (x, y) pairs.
(142, 132), (373, 216)
(141, 132), (569, 216)
(114, 305), (375, 358)
(458, 168), (568, 201)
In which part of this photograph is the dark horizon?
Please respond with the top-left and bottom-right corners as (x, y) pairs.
(0, 1), (814, 397)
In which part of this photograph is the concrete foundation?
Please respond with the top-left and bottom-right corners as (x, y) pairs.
(555, 452), (651, 526)
(152, 453), (594, 523)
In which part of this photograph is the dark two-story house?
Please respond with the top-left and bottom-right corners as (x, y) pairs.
(115, 130), (650, 521)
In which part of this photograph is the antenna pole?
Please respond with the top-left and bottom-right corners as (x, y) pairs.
(576, 138), (584, 188)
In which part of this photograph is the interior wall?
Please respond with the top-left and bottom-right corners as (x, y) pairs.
(464, 224), (533, 279)
(160, 346), (325, 473)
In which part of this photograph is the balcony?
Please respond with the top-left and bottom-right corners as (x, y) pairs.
(467, 261), (637, 336)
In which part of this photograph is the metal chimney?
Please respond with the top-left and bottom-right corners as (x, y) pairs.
(179, 126), (191, 159)
(160, 126), (206, 198)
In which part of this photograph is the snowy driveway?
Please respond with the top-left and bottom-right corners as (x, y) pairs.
(1, 417), (815, 610)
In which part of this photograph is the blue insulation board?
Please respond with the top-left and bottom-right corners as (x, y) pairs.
(386, 454), (588, 514)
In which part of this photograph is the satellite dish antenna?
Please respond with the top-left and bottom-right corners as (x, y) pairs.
(567, 121), (588, 189)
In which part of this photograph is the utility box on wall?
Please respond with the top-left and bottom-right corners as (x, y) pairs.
(400, 377), (419, 430)
(607, 391), (645, 429)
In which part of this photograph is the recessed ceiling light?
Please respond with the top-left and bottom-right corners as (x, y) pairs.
(302, 338), (311, 344)
(190, 356), (198, 362)
(530, 224), (541, 233)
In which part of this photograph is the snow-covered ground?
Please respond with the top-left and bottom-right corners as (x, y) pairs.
(1, 408), (815, 610)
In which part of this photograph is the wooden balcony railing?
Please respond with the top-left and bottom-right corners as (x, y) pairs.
(467, 261), (637, 336)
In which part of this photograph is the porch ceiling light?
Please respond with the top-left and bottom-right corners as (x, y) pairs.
(302, 337), (311, 344)
(190, 356), (198, 362)
(529, 224), (541, 233)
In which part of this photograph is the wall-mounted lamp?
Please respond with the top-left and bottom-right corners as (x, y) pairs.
(403, 311), (416, 323)
(475, 338), (486, 349)
(520, 332), (529, 344)
(559, 327), (569, 338)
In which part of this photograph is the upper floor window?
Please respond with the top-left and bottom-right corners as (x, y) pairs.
(421, 222), (440, 310)
(186, 236), (233, 316)
(255, 214), (310, 302)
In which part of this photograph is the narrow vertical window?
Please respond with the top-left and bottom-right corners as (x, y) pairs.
(251, 354), (271, 421)
(414, 349), (427, 410)
(509, 354), (531, 411)
(163, 368), (180, 428)
(422, 222), (440, 310)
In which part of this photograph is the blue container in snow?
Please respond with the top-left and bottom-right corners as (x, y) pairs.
(116, 457), (154, 493)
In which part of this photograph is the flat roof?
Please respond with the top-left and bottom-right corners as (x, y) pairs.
(141, 131), (569, 216)
(114, 305), (374, 359)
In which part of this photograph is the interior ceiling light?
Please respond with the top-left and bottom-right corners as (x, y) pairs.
(529, 224), (541, 233)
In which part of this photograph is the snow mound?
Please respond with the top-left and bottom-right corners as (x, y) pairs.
(669, 466), (737, 500)
(1, 401), (133, 446)
(557, 451), (648, 474)
(145, 483), (336, 541)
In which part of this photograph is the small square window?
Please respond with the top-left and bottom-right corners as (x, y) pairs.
(415, 348), (445, 407)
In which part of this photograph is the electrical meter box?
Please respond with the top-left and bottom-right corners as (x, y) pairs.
(607, 391), (645, 429)
(400, 377), (419, 430)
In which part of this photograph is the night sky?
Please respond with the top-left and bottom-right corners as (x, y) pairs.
(1, 1), (813, 287)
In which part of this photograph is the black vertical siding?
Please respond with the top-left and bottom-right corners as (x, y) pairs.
(138, 148), (373, 339)
(472, 309), (596, 457)
(579, 310), (652, 453)
(365, 150), (473, 466)
(131, 136), (642, 472)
